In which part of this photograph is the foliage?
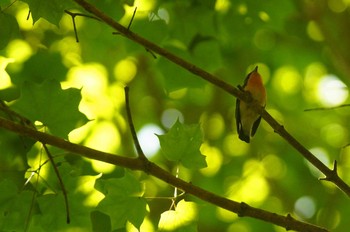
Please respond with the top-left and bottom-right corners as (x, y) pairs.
(1, 0), (350, 231)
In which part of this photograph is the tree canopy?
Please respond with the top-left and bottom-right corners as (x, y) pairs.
(1, 0), (350, 231)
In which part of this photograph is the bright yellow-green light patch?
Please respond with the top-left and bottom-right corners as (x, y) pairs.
(215, 0), (231, 13)
(127, 217), (155, 232)
(52, 36), (82, 67)
(201, 112), (225, 140)
(69, 122), (94, 144)
(158, 200), (197, 231)
(0, 57), (14, 89)
(237, 3), (248, 15)
(114, 58), (137, 84)
(227, 159), (269, 204)
(75, 174), (104, 207)
(168, 88), (188, 99)
(259, 11), (270, 22)
(66, 63), (116, 119)
(66, 63), (108, 96)
(321, 123), (347, 147)
(123, 0), (156, 22)
(84, 121), (120, 173)
(273, 66), (302, 94)
(15, 4), (34, 30)
(317, 75), (348, 107)
(262, 154), (286, 179)
(200, 143), (223, 176)
(223, 134), (249, 156)
(216, 207), (237, 222)
(6, 39), (32, 63)
(307, 21), (324, 41)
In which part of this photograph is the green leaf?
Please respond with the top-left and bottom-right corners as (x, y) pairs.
(95, 171), (147, 230)
(23, 0), (76, 26)
(0, 179), (33, 232)
(157, 119), (206, 169)
(0, 12), (20, 50)
(158, 200), (198, 231)
(12, 51), (68, 85)
(11, 79), (88, 138)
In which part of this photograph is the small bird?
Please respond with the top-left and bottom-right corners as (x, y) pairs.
(235, 66), (267, 143)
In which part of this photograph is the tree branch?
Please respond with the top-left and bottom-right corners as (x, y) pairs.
(72, 0), (350, 197)
(0, 117), (329, 232)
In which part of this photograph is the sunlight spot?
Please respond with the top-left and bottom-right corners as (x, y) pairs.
(227, 160), (269, 204)
(294, 196), (316, 219)
(114, 58), (137, 84)
(66, 63), (108, 96)
(216, 207), (237, 222)
(0, 57), (15, 89)
(262, 154), (286, 179)
(237, 4), (248, 15)
(6, 39), (32, 63)
(201, 112), (225, 140)
(168, 88), (188, 99)
(215, 0), (231, 13)
(158, 200), (197, 230)
(317, 75), (348, 107)
(85, 121), (120, 173)
(259, 11), (270, 22)
(76, 174), (104, 207)
(307, 21), (324, 41)
(200, 143), (223, 176)
(161, 108), (184, 129)
(15, 4), (34, 30)
(138, 124), (163, 158)
(223, 134), (249, 156)
(127, 217), (155, 232)
(273, 66), (302, 94)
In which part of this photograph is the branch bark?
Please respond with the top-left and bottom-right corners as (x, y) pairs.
(0, 117), (329, 232)
(72, 0), (350, 196)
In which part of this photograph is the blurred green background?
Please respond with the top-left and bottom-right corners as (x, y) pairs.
(1, 0), (350, 231)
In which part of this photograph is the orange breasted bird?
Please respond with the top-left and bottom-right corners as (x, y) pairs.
(235, 66), (267, 143)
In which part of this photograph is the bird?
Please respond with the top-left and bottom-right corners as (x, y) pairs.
(235, 66), (267, 143)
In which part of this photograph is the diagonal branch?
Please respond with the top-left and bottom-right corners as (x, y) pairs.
(72, 0), (350, 197)
(0, 117), (329, 232)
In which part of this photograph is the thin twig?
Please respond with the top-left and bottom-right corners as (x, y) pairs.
(127, 7), (137, 30)
(304, 104), (350, 111)
(64, 10), (101, 42)
(43, 144), (70, 224)
(124, 86), (148, 160)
